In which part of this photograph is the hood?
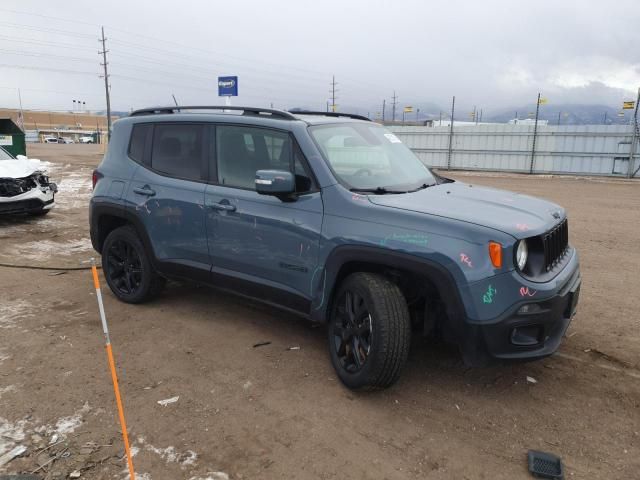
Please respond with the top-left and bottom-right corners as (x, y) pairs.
(368, 182), (564, 238)
(0, 155), (48, 179)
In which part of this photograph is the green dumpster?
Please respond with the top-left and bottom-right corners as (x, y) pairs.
(0, 118), (26, 157)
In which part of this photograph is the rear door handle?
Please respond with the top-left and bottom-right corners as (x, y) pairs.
(209, 202), (236, 212)
(133, 186), (156, 197)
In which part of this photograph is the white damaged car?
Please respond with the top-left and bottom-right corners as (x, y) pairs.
(0, 146), (57, 216)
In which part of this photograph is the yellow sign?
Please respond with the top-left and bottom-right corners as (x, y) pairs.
(623, 101), (635, 110)
(618, 112), (625, 117)
(538, 97), (548, 105)
(403, 106), (413, 113)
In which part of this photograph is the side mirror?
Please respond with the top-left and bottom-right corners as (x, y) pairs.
(255, 170), (295, 199)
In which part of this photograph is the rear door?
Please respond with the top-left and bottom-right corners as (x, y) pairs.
(204, 124), (323, 312)
(127, 122), (210, 280)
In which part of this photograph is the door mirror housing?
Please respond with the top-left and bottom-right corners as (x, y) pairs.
(255, 170), (296, 199)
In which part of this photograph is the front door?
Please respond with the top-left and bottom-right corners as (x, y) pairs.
(205, 124), (323, 312)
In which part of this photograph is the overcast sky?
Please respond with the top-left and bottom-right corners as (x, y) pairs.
(0, 0), (638, 116)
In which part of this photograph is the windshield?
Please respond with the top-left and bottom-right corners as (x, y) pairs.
(309, 123), (436, 192)
(0, 147), (14, 161)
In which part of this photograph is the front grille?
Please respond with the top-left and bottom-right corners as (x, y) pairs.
(542, 219), (569, 271)
(0, 176), (39, 197)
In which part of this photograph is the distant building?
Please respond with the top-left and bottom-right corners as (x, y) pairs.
(508, 118), (549, 126)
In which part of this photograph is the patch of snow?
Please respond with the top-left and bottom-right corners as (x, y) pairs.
(0, 385), (17, 399)
(189, 473), (229, 480)
(145, 444), (198, 467)
(0, 300), (35, 329)
(54, 402), (90, 436)
(7, 237), (93, 262)
(157, 396), (179, 406)
(0, 417), (27, 458)
(55, 172), (93, 210)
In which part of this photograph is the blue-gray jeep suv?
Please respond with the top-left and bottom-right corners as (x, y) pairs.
(89, 106), (581, 390)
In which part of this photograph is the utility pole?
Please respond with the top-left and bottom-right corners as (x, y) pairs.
(330, 75), (338, 112)
(382, 99), (386, 122)
(391, 91), (398, 123)
(479, 108), (483, 123)
(627, 87), (640, 178)
(603, 111), (608, 124)
(99, 26), (112, 141)
(447, 96), (455, 170)
(17, 88), (24, 131)
(557, 111), (561, 126)
(530, 92), (542, 174)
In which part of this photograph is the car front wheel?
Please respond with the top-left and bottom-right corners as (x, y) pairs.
(328, 272), (411, 390)
(102, 225), (165, 303)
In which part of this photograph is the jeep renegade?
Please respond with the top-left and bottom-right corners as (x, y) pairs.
(90, 106), (581, 390)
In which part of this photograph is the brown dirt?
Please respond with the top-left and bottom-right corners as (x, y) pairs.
(0, 144), (638, 479)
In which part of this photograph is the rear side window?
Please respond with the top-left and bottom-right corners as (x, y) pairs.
(151, 124), (204, 181)
(128, 124), (151, 163)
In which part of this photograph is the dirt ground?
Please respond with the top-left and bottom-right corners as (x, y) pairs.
(1, 143), (638, 479)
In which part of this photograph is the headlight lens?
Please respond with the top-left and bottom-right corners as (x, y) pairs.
(516, 240), (528, 271)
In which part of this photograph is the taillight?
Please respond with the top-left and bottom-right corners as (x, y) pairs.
(488, 241), (502, 268)
(92, 170), (103, 190)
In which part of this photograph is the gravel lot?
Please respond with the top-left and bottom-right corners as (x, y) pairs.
(1, 144), (638, 479)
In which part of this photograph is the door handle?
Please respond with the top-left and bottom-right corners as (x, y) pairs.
(209, 202), (236, 212)
(133, 186), (156, 197)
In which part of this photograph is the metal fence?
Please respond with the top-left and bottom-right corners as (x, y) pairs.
(388, 124), (639, 178)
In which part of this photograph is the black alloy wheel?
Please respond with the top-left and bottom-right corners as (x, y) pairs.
(332, 290), (374, 373)
(102, 225), (165, 303)
(106, 238), (143, 296)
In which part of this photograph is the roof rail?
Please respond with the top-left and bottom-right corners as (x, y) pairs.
(289, 111), (371, 122)
(129, 106), (297, 120)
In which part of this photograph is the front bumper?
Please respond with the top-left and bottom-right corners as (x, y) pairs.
(0, 186), (56, 214)
(478, 267), (580, 361)
(459, 253), (581, 365)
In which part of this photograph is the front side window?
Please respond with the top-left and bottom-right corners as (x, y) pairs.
(216, 125), (313, 192)
(151, 124), (203, 181)
(309, 123), (436, 192)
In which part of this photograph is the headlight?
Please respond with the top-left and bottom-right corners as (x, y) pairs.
(516, 240), (528, 270)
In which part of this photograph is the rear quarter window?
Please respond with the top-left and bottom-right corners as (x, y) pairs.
(128, 124), (151, 163)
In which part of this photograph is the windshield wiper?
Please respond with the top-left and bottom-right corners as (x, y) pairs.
(407, 182), (436, 193)
(349, 187), (407, 194)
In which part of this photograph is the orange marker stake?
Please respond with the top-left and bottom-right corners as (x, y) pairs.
(91, 258), (136, 480)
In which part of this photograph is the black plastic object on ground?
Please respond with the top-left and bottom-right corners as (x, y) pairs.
(528, 450), (564, 479)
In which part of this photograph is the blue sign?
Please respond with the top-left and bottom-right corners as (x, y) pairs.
(218, 76), (238, 96)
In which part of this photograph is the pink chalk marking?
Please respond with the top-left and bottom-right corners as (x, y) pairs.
(460, 253), (473, 268)
(516, 223), (530, 232)
(519, 286), (537, 297)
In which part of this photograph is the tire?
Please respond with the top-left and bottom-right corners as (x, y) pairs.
(328, 272), (411, 390)
(102, 225), (165, 303)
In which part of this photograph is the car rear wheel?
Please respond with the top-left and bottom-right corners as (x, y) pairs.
(328, 272), (411, 390)
(102, 225), (165, 303)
